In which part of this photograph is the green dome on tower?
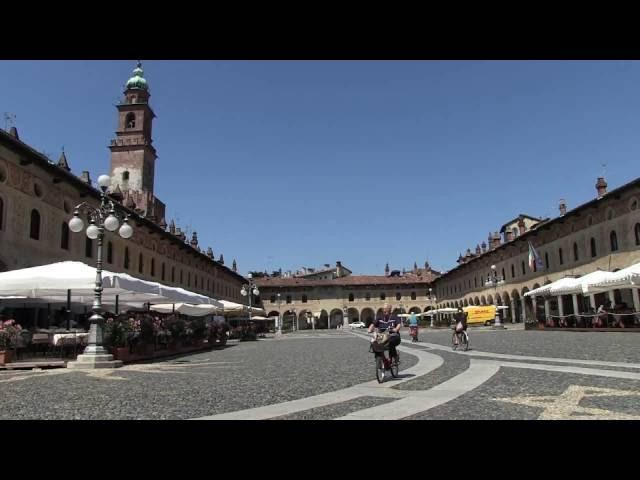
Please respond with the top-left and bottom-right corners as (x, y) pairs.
(126, 61), (148, 90)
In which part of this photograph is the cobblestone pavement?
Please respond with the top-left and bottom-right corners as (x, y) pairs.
(1, 328), (639, 420)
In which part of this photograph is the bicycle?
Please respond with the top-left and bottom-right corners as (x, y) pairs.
(369, 332), (399, 383)
(451, 326), (469, 351)
(409, 325), (419, 342)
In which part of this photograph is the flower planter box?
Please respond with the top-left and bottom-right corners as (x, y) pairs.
(0, 350), (12, 365)
(112, 347), (130, 362)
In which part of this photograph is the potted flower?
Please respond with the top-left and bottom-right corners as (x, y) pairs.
(0, 319), (23, 365)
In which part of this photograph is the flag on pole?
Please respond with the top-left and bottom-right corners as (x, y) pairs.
(528, 241), (544, 272)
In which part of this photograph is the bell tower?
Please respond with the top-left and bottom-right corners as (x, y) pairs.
(109, 62), (165, 223)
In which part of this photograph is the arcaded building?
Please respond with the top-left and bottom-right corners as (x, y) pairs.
(0, 62), (246, 310)
(254, 261), (440, 329)
(431, 176), (640, 323)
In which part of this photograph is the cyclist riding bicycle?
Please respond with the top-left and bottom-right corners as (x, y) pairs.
(368, 303), (402, 362)
(408, 312), (419, 341)
(452, 307), (468, 346)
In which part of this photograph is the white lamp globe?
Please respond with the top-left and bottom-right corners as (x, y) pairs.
(119, 221), (133, 239)
(69, 215), (84, 233)
(86, 224), (100, 240)
(97, 175), (111, 189)
(253, 288), (260, 296)
(241, 287), (248, 296)
(104, 214), (120, 232)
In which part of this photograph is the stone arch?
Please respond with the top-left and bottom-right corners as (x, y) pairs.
(521, 286), (534, 323)
(501, 291), (510, 321)
(267, 310), (280, 319)
(481, 295), (487, 305)
(511, 289), (521, 322)
(283, 309), (297, 331)
(487, 294), (494, 305)
(408, 306), (421, 314)
(346, 307), (359, 324)
(297, 309), (311, 330)
(376, 308), (384, 320)
(361, 308), (375, 326)
(463, 298), (469, 307)
(329, 308), (343, 329)
(319, 309), (328, 328)
(474, 296), (480, 306)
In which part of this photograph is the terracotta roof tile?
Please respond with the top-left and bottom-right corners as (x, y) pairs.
(254, 273), (438, 288)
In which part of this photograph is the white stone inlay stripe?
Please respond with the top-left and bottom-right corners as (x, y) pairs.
(335, 360), (500, 420)
(192, 346), (443, 420)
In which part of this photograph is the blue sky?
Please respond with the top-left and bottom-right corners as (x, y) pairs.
(1, 60), (638, 275)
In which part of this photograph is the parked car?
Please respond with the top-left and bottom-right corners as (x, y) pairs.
(349, 321), (365, 329)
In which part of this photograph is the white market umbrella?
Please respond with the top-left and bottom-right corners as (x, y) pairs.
(550, 270), (614, 296)
(149, 303), (221, 317)
(583, 262), (640, 292)
(0, 261), (220, 306)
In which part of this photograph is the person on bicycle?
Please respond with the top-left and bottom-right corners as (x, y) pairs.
(453, 307), (467, 345)
(368, 303), (402, 361)
(408, 312), (419, 341)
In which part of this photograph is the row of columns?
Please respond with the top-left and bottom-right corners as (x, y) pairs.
(527, 288), (640, 322)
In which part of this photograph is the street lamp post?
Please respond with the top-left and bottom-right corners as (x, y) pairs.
(66, 174), (134, 369)
(241, 274), (260, 332)
(485, 264), (505, 329)
(429, 288), (436, 328)
(276, 293), (282, 335)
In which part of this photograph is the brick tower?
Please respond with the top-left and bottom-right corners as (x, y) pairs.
(109, 61), (165, 224)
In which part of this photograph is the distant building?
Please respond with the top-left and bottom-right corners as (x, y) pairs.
(254, 261), (440, 329)
(433, 176), (640, 323)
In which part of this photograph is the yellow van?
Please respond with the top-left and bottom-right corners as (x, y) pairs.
(463, 305), (496, 326)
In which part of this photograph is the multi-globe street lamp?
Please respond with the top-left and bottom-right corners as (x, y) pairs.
(240, 273), (260, 330)
(67, 174), (133, 365)
(484, 264), (505, 328)
(428, 287), (437, 328)
(276, 292), (282, 335)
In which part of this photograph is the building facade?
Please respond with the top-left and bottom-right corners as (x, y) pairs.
(432, 176), (640, 323)
(254, 261), (439, 329)
(0, 62), (246, 309)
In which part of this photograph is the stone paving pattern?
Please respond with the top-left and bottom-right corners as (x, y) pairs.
(404, 328), (640, 363)
(1, 329), (639, 420)
(0, 333), (417, 420)
(270, 396), (396, 420)
(404, 368), (640, 420)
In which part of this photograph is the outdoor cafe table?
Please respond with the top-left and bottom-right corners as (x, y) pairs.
(52, 333), (89, 347)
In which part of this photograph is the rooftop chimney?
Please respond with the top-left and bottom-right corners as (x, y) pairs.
(336, 261), (343, 277)
(475, 244), (482, 256)
(517, 217), (526, 236)
(505, 230), (514, 242)
(596, 177), (607, 198)
(80, 171), (91, 184)
(481, 241), (487, 253)
(8, 126), (19, 140)
(491, 231), (501, 250)
(559, 198), (567, 216)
